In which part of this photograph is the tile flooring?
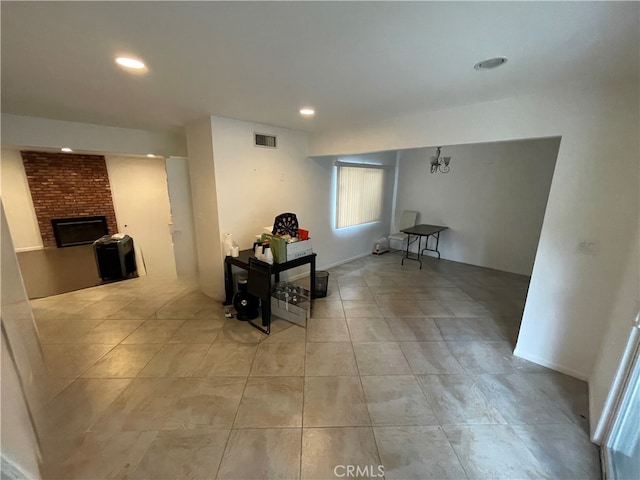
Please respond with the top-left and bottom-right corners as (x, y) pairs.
(31, 253), (601, 479)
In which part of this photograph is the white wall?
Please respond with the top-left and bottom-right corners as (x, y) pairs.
(1, 202), (44, 478)
(185, 117), (224, 299)
(309, 84), (639, 434)
(589, 224), (640, 434)
(210, 117), (395, 279)
(105, 155), (177, 279)
(395, 138), (558, 275)
(1, 334), (41, 479)
(185, 116), (397, 299)
(209, 117), (318, 286)
(1, 114), (187, 158)
(0, 148), (42, 251)
(210, 117), (310, 253)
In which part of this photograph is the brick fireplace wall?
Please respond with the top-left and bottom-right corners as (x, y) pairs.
(21, 151), (118, 248)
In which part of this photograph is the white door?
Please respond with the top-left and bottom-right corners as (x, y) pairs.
(106, 155), (177, 279)
(602, 313), (640, 480)
(165, 157), (198, 278)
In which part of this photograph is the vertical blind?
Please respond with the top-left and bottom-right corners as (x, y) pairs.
(336, 165), (385, 229)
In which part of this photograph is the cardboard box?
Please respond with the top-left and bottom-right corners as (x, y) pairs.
(261, 234), (313, 263)
(285, 239), (313, 261)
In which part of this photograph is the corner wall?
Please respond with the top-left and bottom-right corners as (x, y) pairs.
(185, 116), (397, 300)
(185, 118), (223, 299)
(210, 117), (395, 280)
(21, 151), (118, 247)
(395, 138), (559, 275)
(209, 116), (311, 255)
(1, 148), (178, 279)
(589, 224), (640, 435)
(309, 84), (640, 434)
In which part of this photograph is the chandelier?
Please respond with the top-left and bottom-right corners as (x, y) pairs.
(429, 147), (451, 174)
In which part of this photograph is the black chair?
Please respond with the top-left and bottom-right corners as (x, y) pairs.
(247, 257), (270, 298)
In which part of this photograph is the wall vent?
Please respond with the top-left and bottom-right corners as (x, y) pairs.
(254, 133), (277, 148)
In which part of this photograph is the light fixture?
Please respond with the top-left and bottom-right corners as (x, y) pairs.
(299, 108), (315, 116)
(146, 154), (155, 158)
(429, 147), (451, 174)
(115, 56), (146, 70)
(474, 57), (508, 71)
(61, 147), (73, 152)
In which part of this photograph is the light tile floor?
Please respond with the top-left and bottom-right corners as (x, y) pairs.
(32, 253), (601, 479)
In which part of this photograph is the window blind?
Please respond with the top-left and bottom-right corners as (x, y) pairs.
(336, 165), (385, 229)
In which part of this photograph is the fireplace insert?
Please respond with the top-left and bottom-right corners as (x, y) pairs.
(51, 216), (109, 248)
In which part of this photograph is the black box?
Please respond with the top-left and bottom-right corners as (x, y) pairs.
(93, 235), (137, 281)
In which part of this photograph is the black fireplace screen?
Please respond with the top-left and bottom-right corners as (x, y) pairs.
(51, 216), (109, 248)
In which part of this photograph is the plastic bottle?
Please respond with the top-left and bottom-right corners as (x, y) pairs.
(264, 245), (274, 264)
(223, 233), (234, 256)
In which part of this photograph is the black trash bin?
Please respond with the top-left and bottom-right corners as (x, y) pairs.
(315, 271), (329, 298)
(93, 234), (137, 281)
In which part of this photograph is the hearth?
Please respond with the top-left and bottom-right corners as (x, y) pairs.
(51, 216), (109, 248)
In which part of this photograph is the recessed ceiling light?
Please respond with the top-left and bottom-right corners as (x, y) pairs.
(474, 57), (508, 71)
(115, 56), (146, 70)
(147, 154), (155, 158)
(61, 147), (73, 152)
(299, 108), (315, 116)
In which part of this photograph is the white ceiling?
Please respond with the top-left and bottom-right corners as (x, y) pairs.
(1, 2), (638, 135)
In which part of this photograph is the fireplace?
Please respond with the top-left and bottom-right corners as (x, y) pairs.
(51, 216), (109, 248)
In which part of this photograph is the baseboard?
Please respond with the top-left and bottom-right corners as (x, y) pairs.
(513, 348), (588, 381)
(15, 246), (44, 253)
(318, 252), (372, 271)
(285, 252), (373, 282)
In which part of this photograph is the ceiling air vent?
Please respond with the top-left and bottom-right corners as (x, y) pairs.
(254, 133), (277, 148)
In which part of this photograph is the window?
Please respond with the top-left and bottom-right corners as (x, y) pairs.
(336, 164), (385, 229)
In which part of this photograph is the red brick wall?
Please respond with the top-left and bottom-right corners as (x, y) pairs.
(21, 151), (118, 248)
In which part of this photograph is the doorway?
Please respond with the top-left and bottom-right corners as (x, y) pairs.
(601, 314), (640, 479)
